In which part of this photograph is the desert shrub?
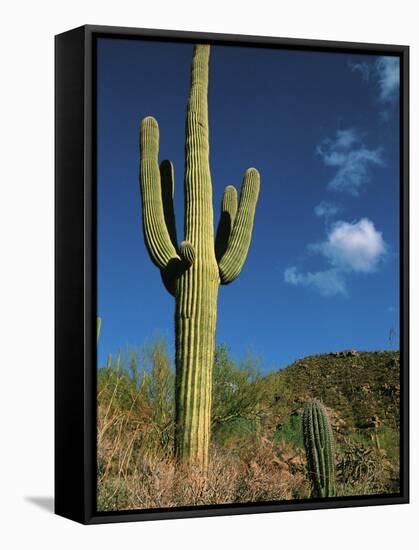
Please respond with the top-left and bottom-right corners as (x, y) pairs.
(97, 339), (175, 485)
(374, 425), (399, 462)
(211, 344), (265, 447)
(336, 438), (398, 496)
(273, 412), (304, 449)
(97, 342), (400, 511)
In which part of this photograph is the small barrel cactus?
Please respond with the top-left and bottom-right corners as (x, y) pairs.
(302, 399), (336, 498)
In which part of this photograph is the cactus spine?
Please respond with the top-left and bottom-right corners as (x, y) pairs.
(302, 399), (336, 498)
(139, 45), (260, 468)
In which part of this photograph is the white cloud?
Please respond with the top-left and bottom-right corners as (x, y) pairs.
(314, 201), (340, 219)
(376, 57), (400, 103)
(349, 61), (371, 82)
(313, 218), (387, 272)
(333, 128), (359, 149)
(284, 218), (387, 297)
(317, 129), (383, 195)
(284, 267), (346, 297)
(350, 56), (400, 104)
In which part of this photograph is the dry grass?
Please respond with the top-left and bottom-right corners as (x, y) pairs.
(97, 438), (309, 511)
(96, 342), (400, 512)
(96, 350), (309, 511)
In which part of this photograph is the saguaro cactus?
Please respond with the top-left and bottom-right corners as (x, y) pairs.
(139, 45), (260, 468)
(302, 399), (336, 498)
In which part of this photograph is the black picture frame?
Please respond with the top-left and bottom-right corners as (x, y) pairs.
(55, 24), (409, 524)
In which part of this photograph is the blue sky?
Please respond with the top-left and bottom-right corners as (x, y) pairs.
(97, 38), (400, 372)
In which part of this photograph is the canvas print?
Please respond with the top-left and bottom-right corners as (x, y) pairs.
(96, 38), (401, 512)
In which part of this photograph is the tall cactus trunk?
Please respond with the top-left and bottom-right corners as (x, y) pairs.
(175, 276), (218, 467)
(139, 45), (260, 468)
(175, 46), (219, 467)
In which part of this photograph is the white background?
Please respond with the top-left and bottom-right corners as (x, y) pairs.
(0, 0), (416, 548)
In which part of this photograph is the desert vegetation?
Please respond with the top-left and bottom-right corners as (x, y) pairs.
(97, 340), (400, 511)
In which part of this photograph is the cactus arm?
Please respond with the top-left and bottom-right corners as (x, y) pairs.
(160, 241), (196, 297)
(215, 185), (238, 261)
(179, 240), (196, 267)
(140, 116), (180, 270)
(160, 160), (178, 249)
(218, 168), (260, 284)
